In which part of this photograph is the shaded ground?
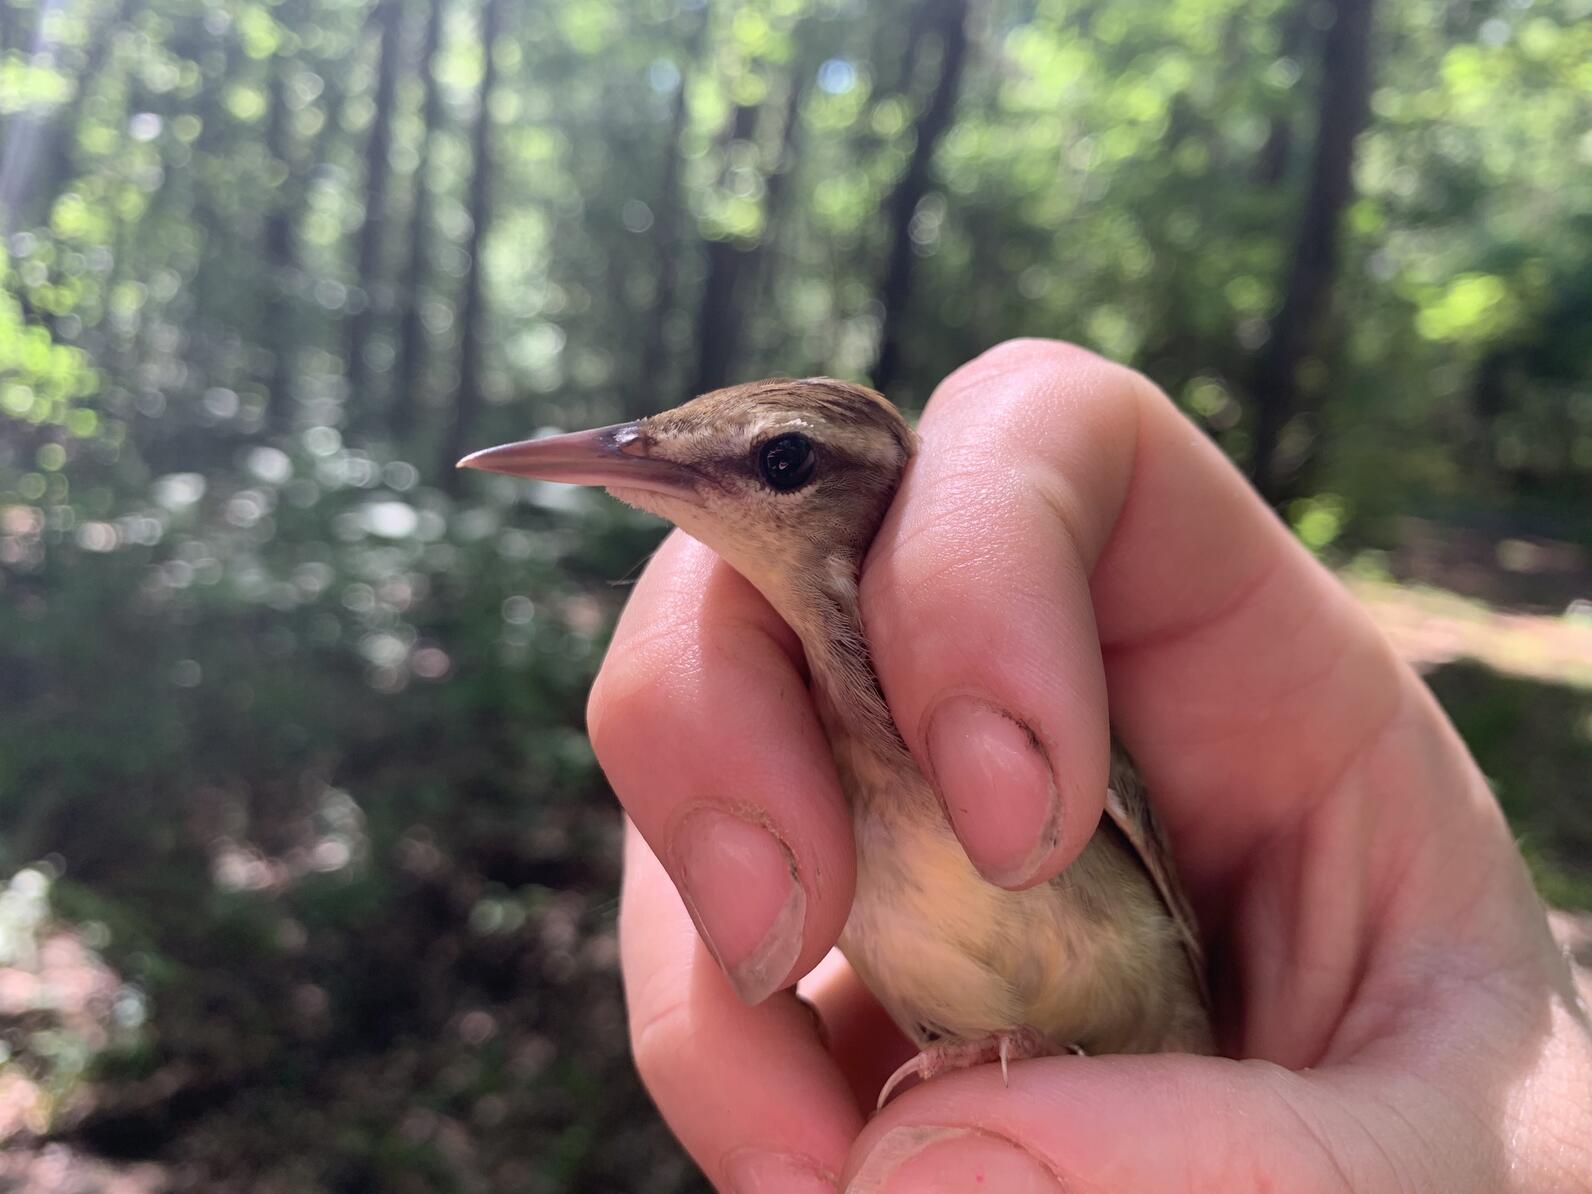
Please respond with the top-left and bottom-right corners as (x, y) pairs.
(1386, 516), (1589, 615)
(3, 524), (1590, 1193)
(0, 1149), (164, 1194)
(0, 797), (698, 1193)
(1345, 519), (1592, 907)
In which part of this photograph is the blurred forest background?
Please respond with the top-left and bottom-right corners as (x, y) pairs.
(0, 0), (1589, 1188)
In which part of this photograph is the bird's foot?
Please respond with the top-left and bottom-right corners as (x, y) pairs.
(876, 1027), (1050, 1110)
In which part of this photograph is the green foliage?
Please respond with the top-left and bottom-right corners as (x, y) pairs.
(1429, 663), (1592, 910)
(1289, 492), (1350, 553)
(0, 251), (100, 428)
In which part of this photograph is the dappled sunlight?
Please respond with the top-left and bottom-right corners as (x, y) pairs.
(1349, 521), (1592, 907)
(1347, 517), (1592, 690)
(207, 784), (370, 893)
(0, 868), (147, 1138)
(1354, 575), (1592, 690)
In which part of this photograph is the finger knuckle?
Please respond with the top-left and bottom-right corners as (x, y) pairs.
(936, 338), (1145, 431)
(628, 989), (696, 1097)
(985, 336), (1091, 366)
(975, 338), (1108, 391)
(584, 667), (625, 766)
(587, 668), (682, 775)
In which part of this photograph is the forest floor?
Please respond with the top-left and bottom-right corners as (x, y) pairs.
(3, 521), (1590, 1194)
(1349, 516), (1592, 910)
(1356, 514), (1592, 684)
(1352, 574), (1592, 688)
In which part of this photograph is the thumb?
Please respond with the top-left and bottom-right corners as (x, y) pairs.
(841, 1053), (1431, 1192)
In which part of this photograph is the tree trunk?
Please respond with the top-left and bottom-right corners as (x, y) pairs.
(258, 4), (353, 432)
(347, 0), (404, 428)
(440, 0), (500, 491)
(41, 0), (131, 209)
(874, 0), (936, 103)
(1253, 1), (1315, 186)
(261, 37), (298, 432)
(636, 13), (705, 410)
(1247, 0), (1375, 504)
(186, 20), (244, 378)
(0, 0), (131, 235)
(690, 100), (761, 396)
(870, 0), (970, 397)
(391, 0), (445, 447)
(746, 42), (816, 330)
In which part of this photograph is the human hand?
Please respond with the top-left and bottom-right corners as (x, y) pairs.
(590, 340), (1592, 1191)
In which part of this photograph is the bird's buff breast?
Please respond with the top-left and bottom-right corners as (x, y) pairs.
(831, 732), (1187, 1054)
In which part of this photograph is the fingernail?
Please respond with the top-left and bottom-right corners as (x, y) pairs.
(725, 1149), (838, 1193)
(671, 807), (805, 1005)
(925, 697), (1060, 888)
(848, 1126), (1062, 1193)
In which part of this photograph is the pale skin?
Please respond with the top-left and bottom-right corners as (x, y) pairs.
(591, 340), (1592, 1192)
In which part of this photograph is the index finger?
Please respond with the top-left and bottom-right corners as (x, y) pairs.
(620, 821), (861, 1190)
(587, 531), (856, 1005)
(864, 339), (1412, 880)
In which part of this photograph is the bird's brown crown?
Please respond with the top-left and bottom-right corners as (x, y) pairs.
(647, 377), (916, 464)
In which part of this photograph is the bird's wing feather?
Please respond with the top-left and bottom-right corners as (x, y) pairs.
(1104, 742), (1211, 1010)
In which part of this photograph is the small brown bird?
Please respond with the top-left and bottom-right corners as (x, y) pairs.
(460, 378), (1214, 1104)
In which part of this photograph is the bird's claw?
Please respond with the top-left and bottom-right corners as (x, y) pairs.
(875, 1027), (1051, 1111)
(876, 1055), (926, 1111)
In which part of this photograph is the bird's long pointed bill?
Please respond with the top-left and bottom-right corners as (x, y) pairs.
(456, 421), (699, 502)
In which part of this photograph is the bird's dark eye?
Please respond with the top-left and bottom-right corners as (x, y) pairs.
(756, 433), (816, 492)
